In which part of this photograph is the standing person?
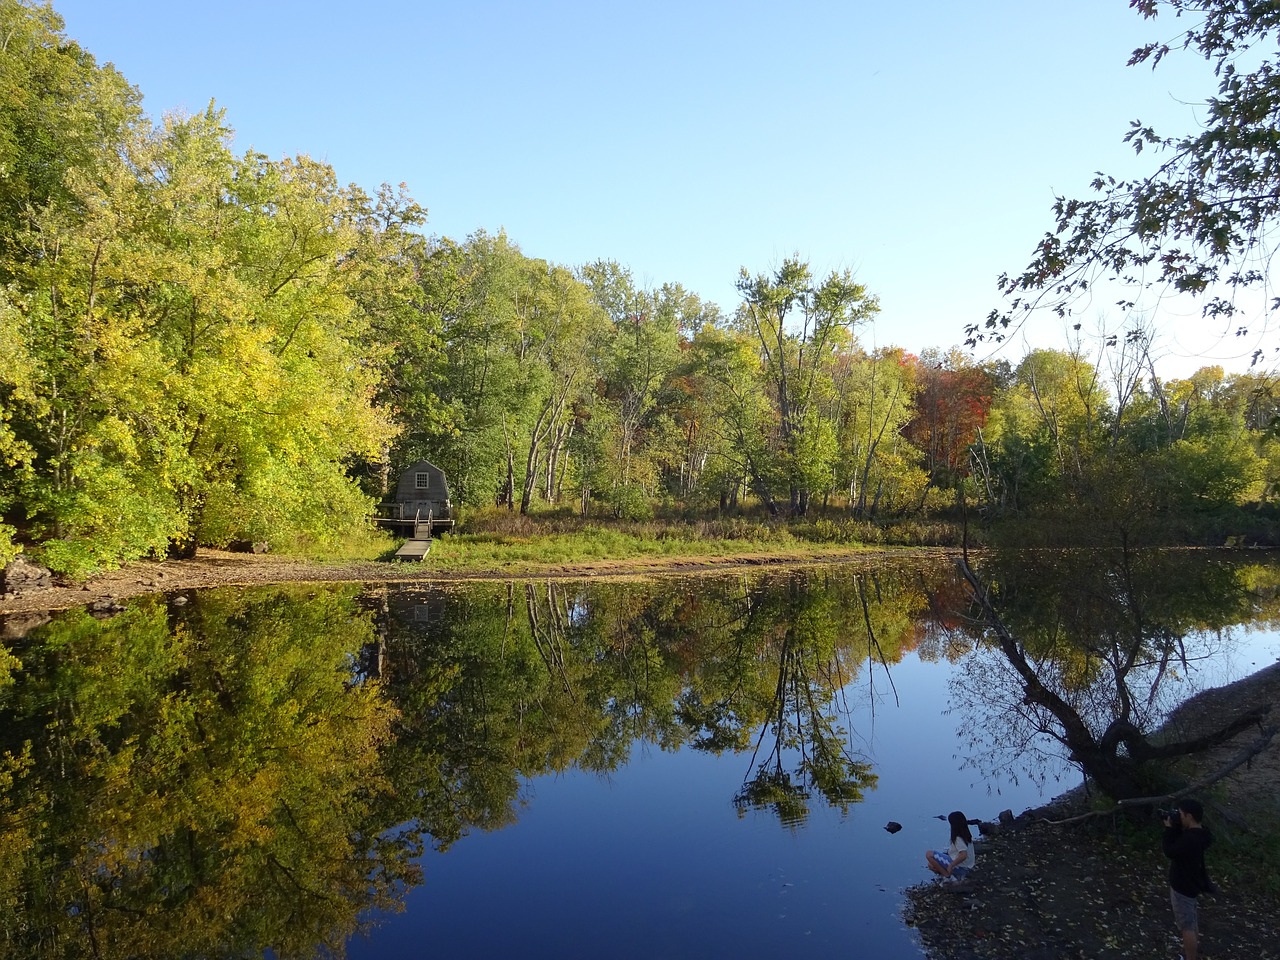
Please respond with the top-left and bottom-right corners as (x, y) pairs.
(1163, 798), (1213, 960)
(925, 811), (976, 881)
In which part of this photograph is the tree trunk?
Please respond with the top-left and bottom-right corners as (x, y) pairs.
(520, 374), (574, 515)
(501, 416), (516, 510)
(751, 472), (779, 517)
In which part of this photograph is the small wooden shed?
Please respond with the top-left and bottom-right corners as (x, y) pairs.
(388, 459), (453, 526)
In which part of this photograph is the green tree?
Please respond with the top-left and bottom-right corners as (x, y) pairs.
(578, 261), (689, 516)
(1145, 367), (1264, 508)
(3, 102), (407, 571)
(685, 324), (780, 511)
(511, 263), (608, 515)
(974, 348), (1112, 516)
(346, 181), (434, 499)
(0, 0), (142, 564)
(394, 233), (609, 515)
(0, 0), (140, 267)
(0, 293), (34, 562)
(736, 258), (879, 515)
(838, 346), (925, 518)
(392, 230), (527, 507)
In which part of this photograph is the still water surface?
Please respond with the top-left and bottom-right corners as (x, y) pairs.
(355, 653), (1049, 959)
(1, 552), (1277, 958)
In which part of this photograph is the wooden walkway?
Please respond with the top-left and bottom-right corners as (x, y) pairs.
(393, 519), (434, 561)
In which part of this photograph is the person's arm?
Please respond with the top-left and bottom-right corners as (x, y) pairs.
(947, 842), (969, 874)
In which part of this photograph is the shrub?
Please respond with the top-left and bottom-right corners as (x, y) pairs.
(607, 484), (654, 522)
(0, 523), (16, 567)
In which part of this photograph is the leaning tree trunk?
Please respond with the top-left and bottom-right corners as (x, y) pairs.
(520, 377), (573, 515)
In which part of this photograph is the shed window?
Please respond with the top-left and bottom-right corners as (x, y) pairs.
(415, 473), (430, 490)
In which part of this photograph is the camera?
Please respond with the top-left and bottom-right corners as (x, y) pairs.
(1158, 807), (1179, 822)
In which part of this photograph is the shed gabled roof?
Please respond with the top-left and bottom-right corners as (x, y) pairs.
(394, 460), (449, 500)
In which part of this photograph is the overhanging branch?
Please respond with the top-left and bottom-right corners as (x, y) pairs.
(1043, 723), (1279, 827)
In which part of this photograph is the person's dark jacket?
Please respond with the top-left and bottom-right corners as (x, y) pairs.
(1163, 823), (1213, 897)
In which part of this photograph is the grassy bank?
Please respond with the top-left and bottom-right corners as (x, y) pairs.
(401, 510), (970, 572)
(423, 528), (871, 572)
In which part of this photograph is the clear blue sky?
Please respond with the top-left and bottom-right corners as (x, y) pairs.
(52, 0), (1258, 377)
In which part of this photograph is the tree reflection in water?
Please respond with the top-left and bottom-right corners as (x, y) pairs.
(370, 564), (946, 830)
(729, 575), (878, 826)
(952, 547), (1278, 802)
(0, 586), (416, 960)
(15, 553), (1270, 956)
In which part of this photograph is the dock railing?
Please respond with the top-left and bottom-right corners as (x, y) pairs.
(413, 509), (433, 541)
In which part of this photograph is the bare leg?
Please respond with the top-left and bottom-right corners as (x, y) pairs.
(925, 851), (947, 877)
(1182, 928), (1197, 960)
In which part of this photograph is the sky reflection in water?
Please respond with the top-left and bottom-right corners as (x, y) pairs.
(356, 652), (1063, 960)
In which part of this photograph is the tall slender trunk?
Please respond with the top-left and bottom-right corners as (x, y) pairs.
(501, 415), (516, 510)
(554, 423), (574, 502)
(521, 377), (573, 515)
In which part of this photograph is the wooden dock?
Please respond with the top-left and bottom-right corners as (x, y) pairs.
(394, 519), (434, 561)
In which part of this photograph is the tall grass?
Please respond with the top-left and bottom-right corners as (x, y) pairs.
(458, 505), (966, 545)
(246, 507), (968, 570)
(273, 525), (401, 562)
(425, 527), (820, 572)
(409, 508), (967, 573)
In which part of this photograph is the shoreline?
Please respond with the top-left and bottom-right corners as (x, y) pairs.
(0, 546), (958, 618)
(5, 543), (1259, 620)
(903, 661), (1280, 960)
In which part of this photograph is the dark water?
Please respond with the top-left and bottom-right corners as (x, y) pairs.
(1, 552), (1276, 959)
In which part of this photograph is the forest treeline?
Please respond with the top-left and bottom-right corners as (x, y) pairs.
(3, 1), (1279, 575)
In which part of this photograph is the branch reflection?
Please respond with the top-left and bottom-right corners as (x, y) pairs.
(952, 547), (1276, 802)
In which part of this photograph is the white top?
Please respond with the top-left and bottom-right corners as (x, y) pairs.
(949, 837), (976, 870)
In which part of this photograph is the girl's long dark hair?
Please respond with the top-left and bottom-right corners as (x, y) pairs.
(948, 810), (972, 845)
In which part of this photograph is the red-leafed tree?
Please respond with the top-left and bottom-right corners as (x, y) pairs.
(904, 349), (1006, 492)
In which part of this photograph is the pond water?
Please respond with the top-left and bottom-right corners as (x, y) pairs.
(1, 551), (1277, 959)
